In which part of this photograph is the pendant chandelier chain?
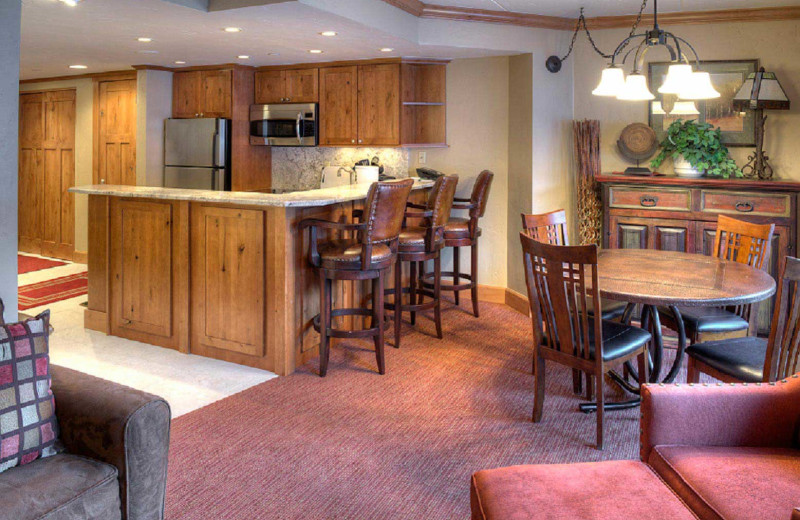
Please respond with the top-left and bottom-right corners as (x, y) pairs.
(559, 0), (649, 62)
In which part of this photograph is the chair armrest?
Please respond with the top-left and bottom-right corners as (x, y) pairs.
(406, 202), (427, 210)
(405, 210), (433, 219)
(452, 202), (477, 211)
(51, 365), (171, 520)
(454, 197), (471, 203)
(640, 378), (800, 462)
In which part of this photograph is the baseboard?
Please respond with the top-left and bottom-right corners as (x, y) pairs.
(84, 308), (108, 334)
(72, 250), (88, 264)
(476, 284), (530, 315)
(504, 288), (529, 316)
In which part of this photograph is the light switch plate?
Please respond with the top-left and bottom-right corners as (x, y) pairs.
(418, 151), (427, 164)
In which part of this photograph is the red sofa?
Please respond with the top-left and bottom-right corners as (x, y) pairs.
(471, 377), (800, 520)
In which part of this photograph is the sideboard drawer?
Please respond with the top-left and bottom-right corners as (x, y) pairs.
(700, 190), (791, 218)
(608, 186), (691, 212)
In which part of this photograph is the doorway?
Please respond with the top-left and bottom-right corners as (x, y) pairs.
(94, 78), (137, 185)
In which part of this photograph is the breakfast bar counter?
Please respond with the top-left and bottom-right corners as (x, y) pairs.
(71, 180), (432, 375)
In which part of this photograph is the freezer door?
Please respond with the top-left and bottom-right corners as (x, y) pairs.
(164, 118), (228, 168)
(164, 167), (227, 191)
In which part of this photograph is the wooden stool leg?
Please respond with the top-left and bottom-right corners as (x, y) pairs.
(418, 260), (426, 306)
(410, 261), (417, 326)
(471, 241), (479, 317)
(434, 254), (443, 339)
(595, 371), (604, 450)
(373, 274), (386, 375)
(394, 259), (402, 349)
(319, 274), (331, 377)
(453, 246), (460, 306)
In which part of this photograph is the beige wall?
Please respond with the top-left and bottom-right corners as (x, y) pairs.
(136, 69), (173, 187)
(574, 20), (800, 179)
(409, 56), (511, 288)
(20, 77), (94, 254)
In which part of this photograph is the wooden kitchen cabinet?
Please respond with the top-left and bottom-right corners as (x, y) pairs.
(599, 175), (800, 334)
(172, 69), (232, 118)
(358, 64), (400, 146)
(255, 68), (319, 104)
(319, 66), (358, 146)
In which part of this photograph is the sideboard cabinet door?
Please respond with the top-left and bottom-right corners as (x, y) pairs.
(609, 216), (692, 252)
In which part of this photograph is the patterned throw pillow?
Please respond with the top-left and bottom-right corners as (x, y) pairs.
(0, 310), (59, 473)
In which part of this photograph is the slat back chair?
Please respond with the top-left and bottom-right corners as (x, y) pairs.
(521, 232), (649, 449)
(765, 256), (800, 380)
(521, 209), (569, 245)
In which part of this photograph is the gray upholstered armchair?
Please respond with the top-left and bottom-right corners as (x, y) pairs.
(0, 365), (171, 520)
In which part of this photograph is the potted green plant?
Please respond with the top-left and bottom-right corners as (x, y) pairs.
(651, 119), (742, 179)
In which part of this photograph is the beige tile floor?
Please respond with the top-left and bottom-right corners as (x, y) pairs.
(18, 253), (277, 418)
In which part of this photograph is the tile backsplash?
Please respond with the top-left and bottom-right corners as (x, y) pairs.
(271, 147), (410, 190)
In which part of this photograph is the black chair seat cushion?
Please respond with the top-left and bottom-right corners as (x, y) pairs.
(590, 319), (651, 362)
(0, 453), (122, 520)
(593, 298), (627, 321)
(686, 336), (766, 382)
(318, 240), (393, 269)
(658, 305), (749, 336)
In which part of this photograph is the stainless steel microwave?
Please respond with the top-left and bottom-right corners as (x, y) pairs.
(249, 103), (318, 146)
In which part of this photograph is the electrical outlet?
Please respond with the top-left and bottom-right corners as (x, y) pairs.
(418, 151), (427, 164)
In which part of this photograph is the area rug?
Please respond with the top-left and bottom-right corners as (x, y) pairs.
(18, 254), (67, 275)
(166, 301), (670, 520)
(18, 272), (88, 310)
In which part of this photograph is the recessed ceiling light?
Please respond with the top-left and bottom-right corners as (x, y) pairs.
(69, 64), (87, 69)
(320, 31), (337, 37)
(59, 0), (80, 6)
(380, 48), (394, 52)
(175, 61), (186, 65)
(137, 37), (153, 42)
(309, 49), (323, 54)
(224, 27), (243, 33)
(237, 55), (250, 59)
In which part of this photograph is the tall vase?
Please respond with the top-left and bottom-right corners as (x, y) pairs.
(573, 120), (603, 246)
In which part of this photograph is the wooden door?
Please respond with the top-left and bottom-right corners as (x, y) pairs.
(41, 90), (76, 259)
(172, 71), (202, 118)
(201, 70), (232, 118)
(110, 199), (173, 338)
(357, 64), (400, 146)
(191, 205), (265, 357)
(254, 70), (286, 104)
(319, 66), (358, 146)
(18, 93), (45, 254)
(285, 69), (318, 103)
(97, 79), (136, 186)
(18, 90), (76, 259)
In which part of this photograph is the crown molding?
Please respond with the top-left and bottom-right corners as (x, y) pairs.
(378, 1), (800, 30)
(20, 69), (136, 85)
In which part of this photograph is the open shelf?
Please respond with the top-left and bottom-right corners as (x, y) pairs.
(400, 63), (446, 146)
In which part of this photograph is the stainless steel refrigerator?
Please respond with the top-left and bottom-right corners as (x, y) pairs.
(164, 118), (231, 191)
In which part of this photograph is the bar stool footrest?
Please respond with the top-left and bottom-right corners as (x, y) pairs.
(383, 287), (437, 313)
(421, 271), (474, 292)
(312, 308), (392, 339)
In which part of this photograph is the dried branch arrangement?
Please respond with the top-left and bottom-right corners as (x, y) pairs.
(573, 120), (603, 246)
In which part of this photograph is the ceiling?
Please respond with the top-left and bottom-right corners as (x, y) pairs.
(20, 0), (504, 80)
(433, 0), (800, 17)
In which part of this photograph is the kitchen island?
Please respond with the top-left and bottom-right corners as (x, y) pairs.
(71, 180), (432, 376)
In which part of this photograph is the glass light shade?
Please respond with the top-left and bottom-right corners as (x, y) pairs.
(733, 70), (791, 111)
(592, 67), (625, 97)
(651, 101), (666, 115)
(658, 64), (693, 94)
(617, 74), (655, 101)
(679, 72), (721, 100)
(670, 101), (700, 115)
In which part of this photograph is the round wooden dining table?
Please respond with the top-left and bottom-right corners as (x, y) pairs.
(582, 248), (776, 411)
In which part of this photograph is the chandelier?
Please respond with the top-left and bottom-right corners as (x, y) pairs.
(547, 0), (720, 103)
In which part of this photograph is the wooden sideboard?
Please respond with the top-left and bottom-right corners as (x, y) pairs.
(597, 175), (800, 333)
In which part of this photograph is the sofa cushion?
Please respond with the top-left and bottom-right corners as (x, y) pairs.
(471, 460), (697, 520)
(650, 445), (800, 520)
(0, 453), (121, 520)
(0, 311), (59, 474)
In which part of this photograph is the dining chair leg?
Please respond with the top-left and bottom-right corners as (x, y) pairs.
(453, 246), (461, 306)
(394, 260), (403, 349)
(532, 353), (546, 423)
(434, 254), (443, 339)
(637, 350), (649, 386)
(585, 373), (595, 401)
(595, 371), (604, 450)
(319, 275), (331, 377)
(471, 241), (480, 317)
(410, 261), (418, 326)
(686, 356), (701, 383)
(373, 274), (386, 375)
(572, 369), (583, 395)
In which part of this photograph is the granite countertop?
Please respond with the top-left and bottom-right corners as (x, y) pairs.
(69, 179), (433, 208)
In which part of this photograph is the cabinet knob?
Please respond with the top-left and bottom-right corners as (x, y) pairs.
(639, 195), (658, 207)
(195, 113), (199, 117)
(358, 139), (363, 144)
(351, 139), (355, 143)
(200, 113), (204, 117)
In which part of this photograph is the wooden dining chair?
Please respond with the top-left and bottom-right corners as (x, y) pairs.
(660, 214), (775, 344)
(521, 233), (651, 449)
(687, 255), (800, 383)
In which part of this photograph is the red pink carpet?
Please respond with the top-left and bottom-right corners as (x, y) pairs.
(18, 254), (67, 274)
(166, 301), (654, 520)
(18, 272), (88, 310)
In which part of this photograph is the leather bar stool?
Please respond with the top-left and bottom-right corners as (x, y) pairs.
(300, 179), (414, 377)
(386, 175), (458, 349)
(422, 170), (493, 317)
